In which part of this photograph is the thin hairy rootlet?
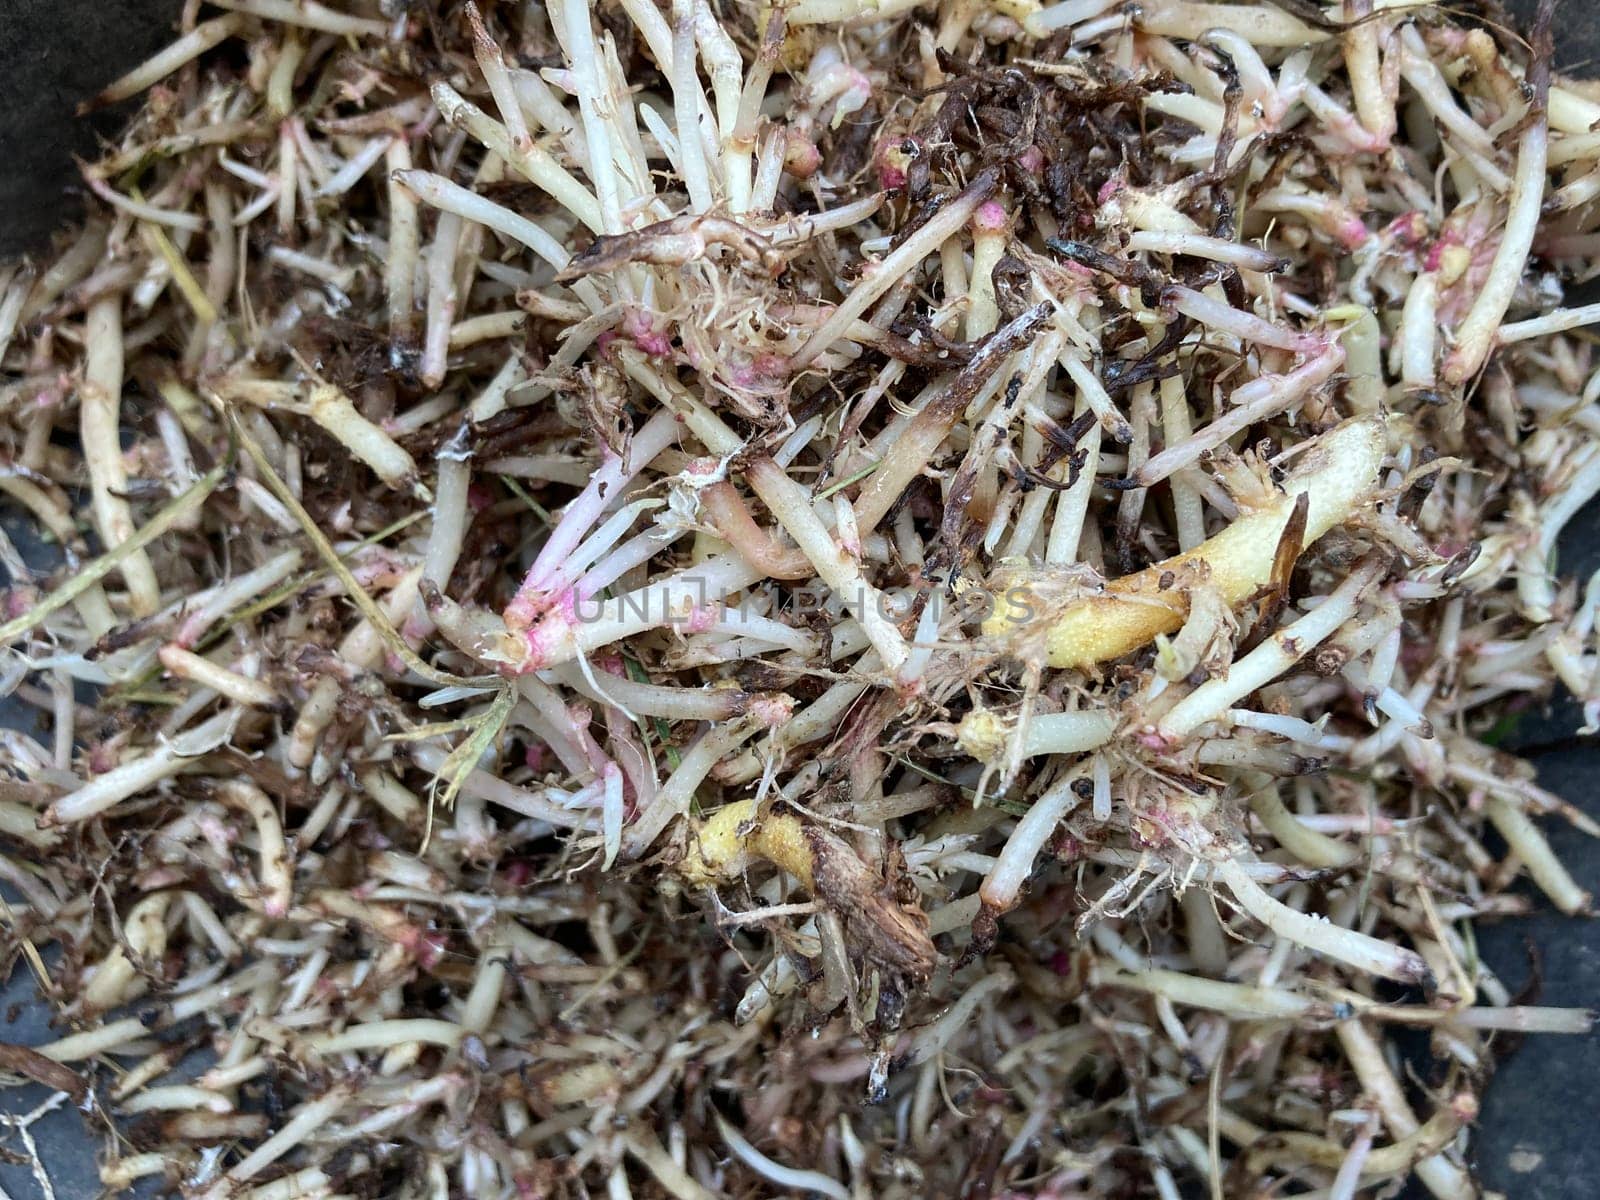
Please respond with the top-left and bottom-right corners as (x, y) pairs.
(2, 0), (1600, 1197)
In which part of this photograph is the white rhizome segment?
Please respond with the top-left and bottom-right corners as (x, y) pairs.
(2, 0), (1600, 1198)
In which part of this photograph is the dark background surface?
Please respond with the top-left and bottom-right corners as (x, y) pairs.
(0, 0), (192, 261)
(0, 1), (1596, 1196)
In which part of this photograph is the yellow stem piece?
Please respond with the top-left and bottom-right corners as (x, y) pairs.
(680, 798), (815, 889)
(680, 798), (936, 980)
(985, 416), (1386, 669)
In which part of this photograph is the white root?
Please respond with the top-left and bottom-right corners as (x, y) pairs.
(980, 772), (1082, 913)
(45, 709), (237, 826)
(1442, 53), (1551, 385)
(1336, 1019), (1474, 1200)
(1157, 556), (1387, 739)
(83, 296), (162, 616)
(793, 171), (995, 369)
(158, 646), (280, 710)
(88, 14), (249, 109)
(1216, 858), (1433, 986)
(215, 780), (293, 917)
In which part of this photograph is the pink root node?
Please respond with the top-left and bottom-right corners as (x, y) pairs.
(685, 456), (722, 479)
(1424, 232), (1460, 273)
(1337, 217), (1370, 250)
(1136, 728), (1176, 753)
(973, 200), (1008, 234)
(623, 310), (672, 357)
(873, 135), (920, 192)
(512, 605), (575, 673)
(505, 583), (574, 638)
(5, 589), (35, 620)
(405, 928), (447, 970)
(1386, 211), (1429, 248)
(678, 605), (719, 635)
(501, 859), (535, 888)
(784, 133), (822, 179)
(747, 693), (797, 728)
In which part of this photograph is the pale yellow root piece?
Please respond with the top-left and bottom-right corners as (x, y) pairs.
(680, 797), (817, 890)
(984, 416), (1386, 669)
(82, 892), (172, 1012)
(680, 798), (936, 980)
